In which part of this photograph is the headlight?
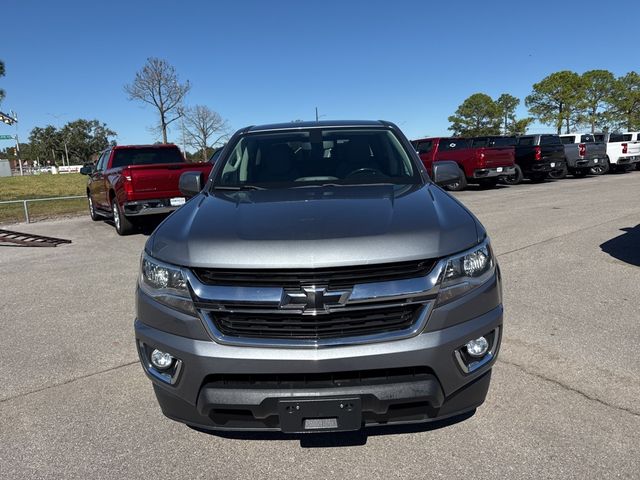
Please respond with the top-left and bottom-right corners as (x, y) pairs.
(437, 238), (495, 305)
(139, 252), (196, 315)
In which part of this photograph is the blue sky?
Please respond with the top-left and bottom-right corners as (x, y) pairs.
(2, 0), (638, 147)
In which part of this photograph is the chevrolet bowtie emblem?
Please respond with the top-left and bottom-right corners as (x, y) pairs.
(281, 286), (351, 313)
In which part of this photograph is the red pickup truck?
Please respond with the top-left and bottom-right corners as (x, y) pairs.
(411, 137), (517, 190)
(80, 144), (212, 235)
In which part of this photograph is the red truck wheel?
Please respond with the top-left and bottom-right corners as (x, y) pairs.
(111, 200), (135, 236)
(88, 196), (101, 221)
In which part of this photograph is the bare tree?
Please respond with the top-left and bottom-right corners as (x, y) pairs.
(124, 58), (190, 143)
(183, 105), (230, 161)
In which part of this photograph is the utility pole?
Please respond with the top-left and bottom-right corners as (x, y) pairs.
(15, 134), (23, 176)
(315, 107), (319, 122)
(181, 116), (187, 160)
(63, 139), (70, 166)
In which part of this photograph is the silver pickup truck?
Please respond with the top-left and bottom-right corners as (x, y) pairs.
(559, 134), (607, 177)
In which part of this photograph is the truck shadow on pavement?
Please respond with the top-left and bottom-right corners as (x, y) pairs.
(600, 225), (640, 267)
(192, 410), (475, 448)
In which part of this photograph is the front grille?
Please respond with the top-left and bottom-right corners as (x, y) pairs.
(203, 366), (434, 389)
(208, 304), (422, 340)
(192, 259), (436, 289)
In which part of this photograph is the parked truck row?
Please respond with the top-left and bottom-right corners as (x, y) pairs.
(411, 131), (640, 190)
(80, 129), (640, 236)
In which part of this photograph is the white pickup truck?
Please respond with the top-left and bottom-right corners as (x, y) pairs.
(624, 132), (640, 170)
(594, 132), (640, 172)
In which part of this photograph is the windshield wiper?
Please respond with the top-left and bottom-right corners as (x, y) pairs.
(212, 185), (266, 191)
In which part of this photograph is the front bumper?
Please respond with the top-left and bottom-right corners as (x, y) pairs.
(135, 272), (503, 432)
(473, 166), (516, 178)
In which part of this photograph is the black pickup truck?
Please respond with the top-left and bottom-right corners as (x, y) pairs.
(489, 134), (566, 184)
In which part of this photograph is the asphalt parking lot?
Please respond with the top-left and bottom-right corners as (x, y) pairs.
(1, 173), (639, 479)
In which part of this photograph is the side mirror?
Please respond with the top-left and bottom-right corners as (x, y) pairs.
(179, 171), (203, 197)
(80, 165), (94, 175)
(432, 161), (462, 187)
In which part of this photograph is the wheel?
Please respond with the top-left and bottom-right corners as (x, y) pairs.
(477, 178), (499, 188)
(444, 168), (468, 191)
(111, 198), (135, 235)
(635, 162), (640, 171)
(501, 165), (523, 186)
(548, 165), (567, 180)
(88, 195), (100, 221)
(590, 157), (610, 175)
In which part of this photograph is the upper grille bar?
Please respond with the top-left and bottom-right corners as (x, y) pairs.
(186, 260), (445, 311)
(192, 259), (438, 289)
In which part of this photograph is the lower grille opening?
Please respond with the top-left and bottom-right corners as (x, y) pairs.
(202, 366), (434, 390)
(208, 305), (423, 340)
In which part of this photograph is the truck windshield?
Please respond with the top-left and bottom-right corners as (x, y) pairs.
(213, 129), (420, 188)
(111, 147), (184, 168)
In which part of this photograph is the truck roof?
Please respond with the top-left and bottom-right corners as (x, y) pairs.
(244, 120), (390, 133)
(111, 144), (180, 150)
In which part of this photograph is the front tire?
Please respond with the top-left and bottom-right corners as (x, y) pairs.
(88, 196), (100, 221)
(111, 199), (135, 236)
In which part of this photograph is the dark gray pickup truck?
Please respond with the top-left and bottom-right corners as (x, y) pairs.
(559, 134), (607, 177)
(134, 120), (503, 434)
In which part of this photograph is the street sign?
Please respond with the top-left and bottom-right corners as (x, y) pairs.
(0, 135), (15, 140)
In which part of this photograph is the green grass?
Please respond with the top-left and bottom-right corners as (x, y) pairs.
(0, 173), (88, 224)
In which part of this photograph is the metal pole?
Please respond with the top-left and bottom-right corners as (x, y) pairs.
(23, 200), (30, 223)
(315, 107), (319, 122)
(64, 140), (69, 166)
(16, 134), (23, 176)
(181, 116), (187, 160)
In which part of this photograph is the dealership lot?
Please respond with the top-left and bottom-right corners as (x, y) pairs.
(1, 173), (639, 479)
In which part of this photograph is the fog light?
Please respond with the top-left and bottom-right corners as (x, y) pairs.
(150, 349), (174, 370)
(465, 336), (489, 357)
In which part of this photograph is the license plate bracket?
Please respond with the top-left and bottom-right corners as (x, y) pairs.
(278, 397), (362, 433)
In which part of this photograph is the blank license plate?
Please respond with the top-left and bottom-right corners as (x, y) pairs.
(496, 167), (503, 173)
(278, 398), (362, 433)
(170, 197), (186, 207)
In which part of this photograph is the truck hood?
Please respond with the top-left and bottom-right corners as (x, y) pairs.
(149, 184), (480, 269)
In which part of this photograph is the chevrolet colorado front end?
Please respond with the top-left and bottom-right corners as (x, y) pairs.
(135, 120), (503, 433)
